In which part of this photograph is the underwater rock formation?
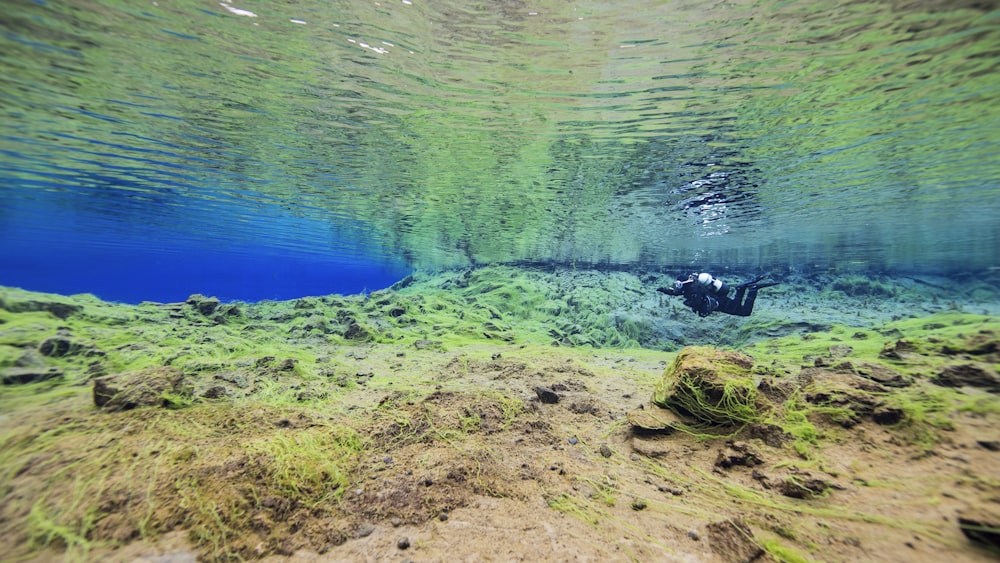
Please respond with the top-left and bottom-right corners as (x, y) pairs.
(651, 346), (769, 426)
(958, 506), (1000, 550)
(93, 366), (189, 411)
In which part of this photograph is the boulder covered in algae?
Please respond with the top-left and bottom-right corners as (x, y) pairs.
(630, 346), (771, 429)
(93, 366), (190, 411)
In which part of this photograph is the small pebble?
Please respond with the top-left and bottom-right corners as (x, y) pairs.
(392, 517), (402, 527)
(631, 499), (647, 511)
(397, 537), (411, 550)
(688, 530), (700, 541)
(439, 512), (449, 521)
(599, 444), (613, 458)
(568, 437), (578, 445)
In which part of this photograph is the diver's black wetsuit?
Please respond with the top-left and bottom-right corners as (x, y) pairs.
(658, 273), (776, 317)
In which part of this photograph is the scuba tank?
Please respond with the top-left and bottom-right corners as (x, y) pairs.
(695, 273), (729, 296)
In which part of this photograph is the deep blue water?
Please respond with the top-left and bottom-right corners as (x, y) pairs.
(0, 237), (408, 304)
(0, 180), (409, 303)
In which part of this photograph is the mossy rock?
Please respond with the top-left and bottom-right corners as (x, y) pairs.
(652, 346), (769, 426)
(829, 275), (896, 297)
(93, 366), (189, 411)
(0, 290), (82, 319)
(798, 368), (889, 427)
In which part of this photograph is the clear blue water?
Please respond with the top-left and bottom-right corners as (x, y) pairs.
(2, 0), (998, 302)
(0, 182), (408, 302)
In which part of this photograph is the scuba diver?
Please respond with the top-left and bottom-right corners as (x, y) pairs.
(657, 272), (778, 317)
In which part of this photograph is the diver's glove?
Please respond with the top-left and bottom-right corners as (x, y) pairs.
(657, 280), (687, 295)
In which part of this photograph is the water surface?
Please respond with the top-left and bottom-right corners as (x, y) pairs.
(2, 0), (998, 300)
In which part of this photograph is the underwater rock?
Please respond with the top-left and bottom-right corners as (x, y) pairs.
(343, 321), (371, 341)
(957, 506), (1000, 550)
(389, 275), (415, 290)
(201, 385), (229, 399)
(158, 302), (188, 319)
(933, 363), (1000, 393)
(775, 474), (834, 499)
(627, 404), (686, 432)
(651, 347), (768, 426)
(872, 406), (905, 425)
(0, 297), (81, 319)
(744, 423), (789, 447)
(833, 360), (912, 388)
(756, 376), (797, 403)
(38, 336), (85, 358)
(798, 368), (890, 426)
(533, 385), (560, 404)
(942, 331), (999, 358)
(568, 400), (600, 415)
(186, 294), (220, 316)
(182, 295), (239, 323)
(852, 361), (912, 387)
(879, 339), (920, 361)
(412, 339), (442, 350)
(977, 440), (1000, 452)
(93, 366), (188, 411)
(714, 441), (763, 469)
(706, 518), (765, 563)
(293, 297), (319, 310)
(215, 303), (241, 319)
(1, 366), (63, 385)
(354, 522), (376, 538)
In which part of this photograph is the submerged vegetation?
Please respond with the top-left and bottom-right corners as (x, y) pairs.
(1, 266), (998, 561)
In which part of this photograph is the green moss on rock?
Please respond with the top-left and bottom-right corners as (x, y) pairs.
(652, 346), (769, 426)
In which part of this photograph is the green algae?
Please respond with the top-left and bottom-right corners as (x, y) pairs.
(652, 347), (764, 427)
(1, 269), (998, 560)
(758, 535), (812, 563)
(2, 402), (371, 560)
(244, 424), (365, 502)
(776, 393), (822, 459)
